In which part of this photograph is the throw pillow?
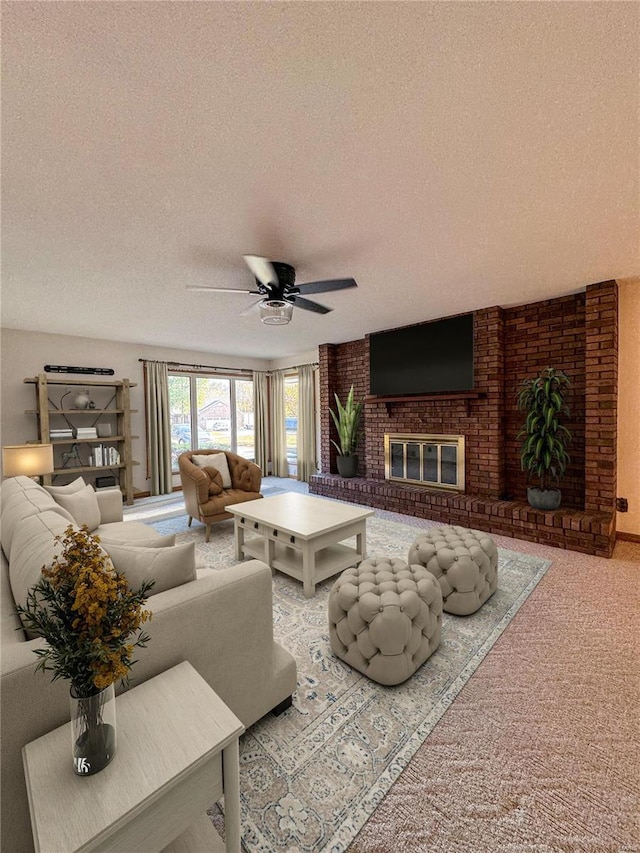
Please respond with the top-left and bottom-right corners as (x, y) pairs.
(104, 541), (197, 596)
(192, 453), (232, 488)
(203, 467), (224, 496)
(53, 484), (101, 531)
(43, 477), (86, 496)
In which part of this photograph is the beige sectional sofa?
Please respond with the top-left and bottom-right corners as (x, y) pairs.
(1, 475), (297, 853)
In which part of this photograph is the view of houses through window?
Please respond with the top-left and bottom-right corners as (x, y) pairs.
(284, 373), (299, 473)
(169, 373), (255, 470)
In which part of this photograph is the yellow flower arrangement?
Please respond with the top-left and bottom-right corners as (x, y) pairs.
(16, 525), (153, 699)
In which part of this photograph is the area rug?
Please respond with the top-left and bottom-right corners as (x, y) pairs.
(144, 510), (551, 852)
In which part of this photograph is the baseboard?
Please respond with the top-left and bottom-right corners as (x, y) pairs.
(616, 531), (640, 543)
(133, 486), (183, 500)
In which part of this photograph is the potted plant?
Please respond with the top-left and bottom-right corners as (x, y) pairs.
(16, 525), (153, 775)
(329, 385), (364, 478)
(516, 367), (571, 510)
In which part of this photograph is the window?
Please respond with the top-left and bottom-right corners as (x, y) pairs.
(284, 373), (299, 474)
(169, 372), (255, 470)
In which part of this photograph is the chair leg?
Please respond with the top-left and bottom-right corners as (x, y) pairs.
(205, 524), (211, 543)
(188, 516), (193, 527)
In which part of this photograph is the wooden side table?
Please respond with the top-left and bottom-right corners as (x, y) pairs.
(22, 662), (244, 853)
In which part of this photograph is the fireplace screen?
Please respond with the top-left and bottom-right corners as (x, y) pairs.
(385, 434), (465, 491)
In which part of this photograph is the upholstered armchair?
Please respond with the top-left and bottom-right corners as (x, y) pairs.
(178, 449), (263, 541)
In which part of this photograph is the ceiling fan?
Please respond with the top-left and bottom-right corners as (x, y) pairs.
(186, 255), (358, 325)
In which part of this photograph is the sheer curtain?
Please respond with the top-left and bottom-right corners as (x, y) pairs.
(297, 364), (317, 482)
(143, 361), (173, 495)
(252, 370), (270, 474)
(270, 370), (289, 477)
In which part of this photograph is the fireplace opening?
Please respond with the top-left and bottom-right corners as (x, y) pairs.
(384, 434), (465, 491)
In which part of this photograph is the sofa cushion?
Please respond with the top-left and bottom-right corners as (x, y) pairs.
(104, 541), (197, 596)
(52, 485), (101, 531)
(43, 477), (86, 497)
(192, 453), (232, 488)
(93, 520), (171, 544)
(1, 489), (74, 561)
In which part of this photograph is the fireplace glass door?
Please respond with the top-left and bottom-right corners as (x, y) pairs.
(385, 434), (465, 491)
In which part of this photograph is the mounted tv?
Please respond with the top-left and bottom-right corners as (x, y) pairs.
(369, 313), (474, 396)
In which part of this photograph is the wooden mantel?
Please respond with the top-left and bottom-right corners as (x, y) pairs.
(365, 391), (486, 416)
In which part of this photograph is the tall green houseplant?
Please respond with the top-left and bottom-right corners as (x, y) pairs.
(516, 366), (571, 509)
(329, 385), (363, 478)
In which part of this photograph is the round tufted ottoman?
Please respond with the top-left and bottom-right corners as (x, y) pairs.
(328, 557), (442, 686)
(407, 525), (498, 616)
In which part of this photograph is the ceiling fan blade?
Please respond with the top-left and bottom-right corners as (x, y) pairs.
(243, 255), (279, 289)
(239, 299), (264, 317)
(186, 286), (262, 294)
(290, 295), (332, 315)
(294, 277), (357, 294)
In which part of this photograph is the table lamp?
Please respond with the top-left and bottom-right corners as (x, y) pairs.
(2, 443), (55, 480)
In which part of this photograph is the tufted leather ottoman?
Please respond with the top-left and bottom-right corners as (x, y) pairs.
(407, 525), (498, 616)
(328, 557), (442, 685)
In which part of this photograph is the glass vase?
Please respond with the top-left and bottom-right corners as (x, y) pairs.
(70, 683), (117, 776)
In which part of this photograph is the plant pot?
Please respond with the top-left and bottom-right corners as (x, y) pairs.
(70, 683), (117, 776)
(336, 455), (358, 478)
(527, 487), (561, 510)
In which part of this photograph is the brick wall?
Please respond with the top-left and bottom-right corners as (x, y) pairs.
(584, 281), (618, 514)
(314, 282), (618, 556)
(503, 294), (586, 507)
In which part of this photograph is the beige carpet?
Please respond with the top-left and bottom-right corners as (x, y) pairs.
(132, 486), (640, 851)
(348, 537), (640, 853)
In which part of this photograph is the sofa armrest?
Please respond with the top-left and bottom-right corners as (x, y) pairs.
(95, 487), (124, 524)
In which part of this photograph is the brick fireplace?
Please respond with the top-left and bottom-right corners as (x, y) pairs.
(310, 280), (618, 557)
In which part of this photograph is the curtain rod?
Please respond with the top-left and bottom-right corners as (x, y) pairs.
(138, 358), (250, 374)
(139, 358), (318, 372)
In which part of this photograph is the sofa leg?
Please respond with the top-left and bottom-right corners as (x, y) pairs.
(188, 516), (193, 527)
(205, 524), (211, 543)
(272, 695), (293, 716)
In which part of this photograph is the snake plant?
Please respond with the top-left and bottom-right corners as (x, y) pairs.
(516, 367), (571, 491)
(329, 385), (363, 457)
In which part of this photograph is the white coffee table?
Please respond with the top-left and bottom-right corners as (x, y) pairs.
(22, 662), (244, 853)
(228, 493), (375, 598)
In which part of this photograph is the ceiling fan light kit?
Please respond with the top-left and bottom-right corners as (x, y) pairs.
(187, 254), (358, 325)
(260, 299), (294, 325)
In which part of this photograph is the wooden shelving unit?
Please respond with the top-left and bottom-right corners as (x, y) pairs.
(24, 374), (138, 505)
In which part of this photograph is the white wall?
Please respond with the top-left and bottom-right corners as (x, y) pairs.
(1, 327), (269, 493)
(616, 280), (640, 535)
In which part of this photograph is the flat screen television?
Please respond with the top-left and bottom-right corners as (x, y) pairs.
(369, 313), (474, 396)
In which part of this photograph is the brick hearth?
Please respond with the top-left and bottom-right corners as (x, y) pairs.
(310, 473), (615, 558)
(311, 280), (618, 557)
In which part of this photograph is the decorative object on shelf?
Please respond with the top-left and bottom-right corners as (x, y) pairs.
(2, 443), (54, 480)
(329, 385), (364, 478)
(15, 526), (154, 776)
(516, 366), (572, 510)
(61, 444), (84, 469)
(96, 423), (112, 438)
(73, 389), (91, 410)
(45, 365), (115, 375)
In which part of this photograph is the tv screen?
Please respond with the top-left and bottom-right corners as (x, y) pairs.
(369, 313), (474, 396)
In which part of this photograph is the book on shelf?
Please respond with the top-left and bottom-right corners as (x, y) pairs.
(90, 445), (121, 467)
(50, 429), (74, 438)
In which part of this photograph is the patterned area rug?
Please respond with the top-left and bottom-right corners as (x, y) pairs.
(145, 510), (551, 852)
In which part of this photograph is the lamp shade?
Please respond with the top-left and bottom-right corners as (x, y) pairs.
(260, 299), (294, 325)
(2, 444), (54, 477)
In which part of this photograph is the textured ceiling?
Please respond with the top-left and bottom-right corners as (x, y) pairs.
(2, 1), (638, 359)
